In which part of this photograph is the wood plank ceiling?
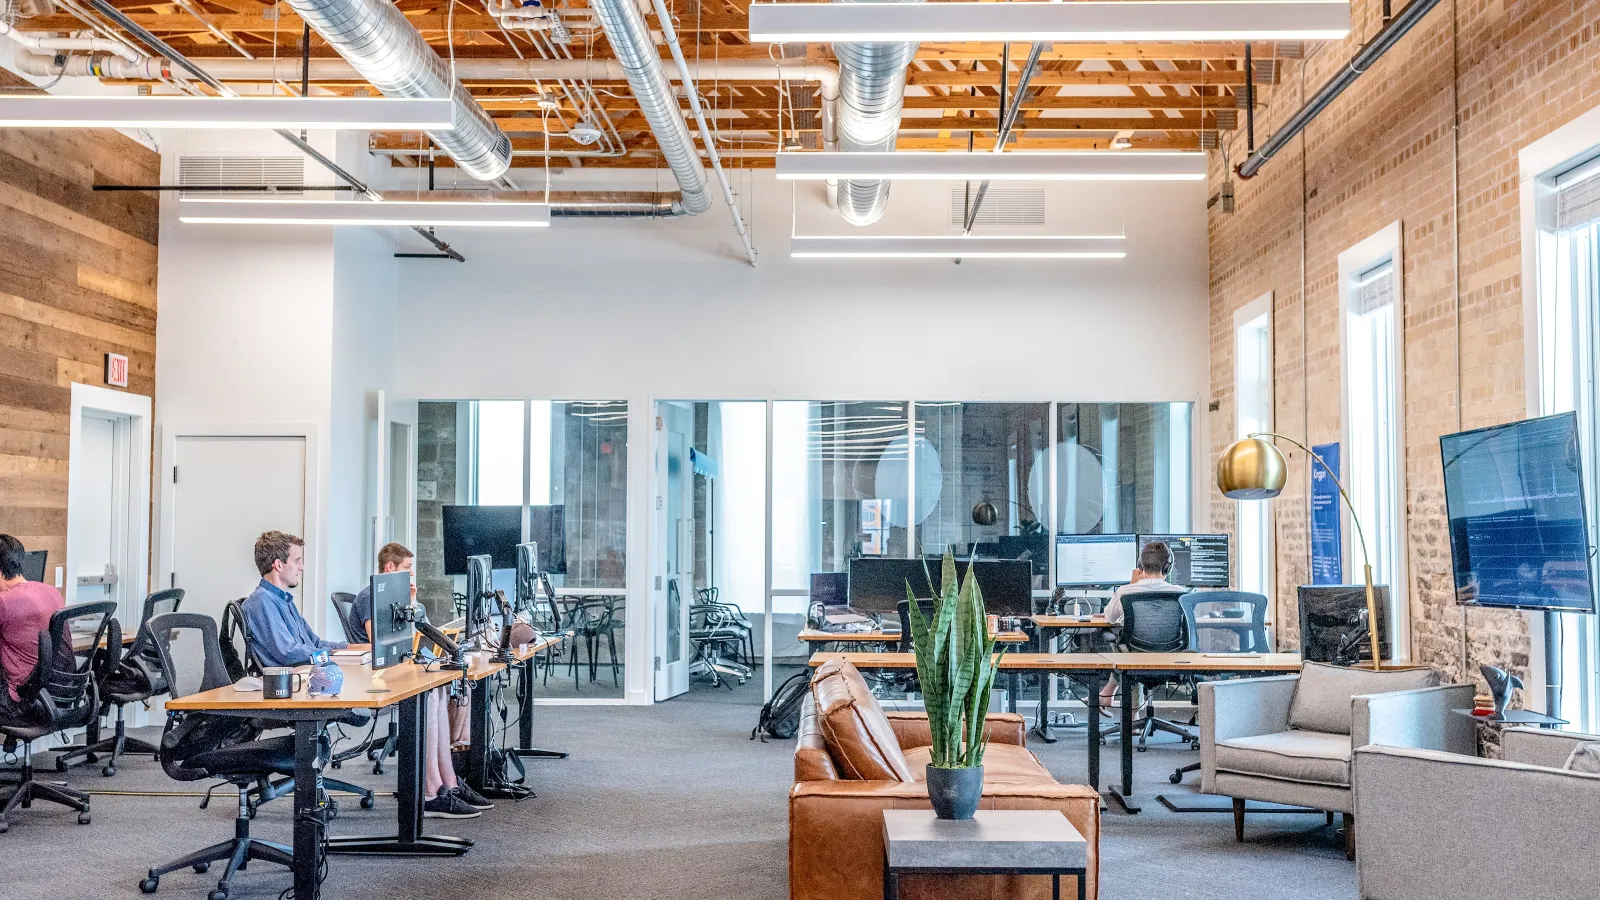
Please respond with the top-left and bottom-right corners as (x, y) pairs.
(11, 0), (1298, 169)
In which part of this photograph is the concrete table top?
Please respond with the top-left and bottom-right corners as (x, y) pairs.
(881, 809), (1087, 871)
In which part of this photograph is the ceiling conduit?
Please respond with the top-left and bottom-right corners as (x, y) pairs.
(279, 0), (513, 180)
(832, 0), (921, 225)
(589, 0), (710, 215)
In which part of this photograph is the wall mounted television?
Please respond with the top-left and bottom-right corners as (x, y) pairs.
(1440, 412), (1597, 613)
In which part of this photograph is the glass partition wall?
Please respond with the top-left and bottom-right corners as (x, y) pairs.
(415, 399), (628, 700)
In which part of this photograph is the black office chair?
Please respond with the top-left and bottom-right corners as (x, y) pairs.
(1115, 592), (1196, 751)
(140, 611), (309, 900)
(331, 591), (365, 644)
(568, 596), (623, 688)
(55, 588), (185, 776)
(325, 592), (401, 775)
(0, 601), (117, 832)
(1169, 591), (1271, 784)
(229, 597), (374, 814)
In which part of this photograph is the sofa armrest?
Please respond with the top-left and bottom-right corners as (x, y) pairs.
(1200, 675), (1297, 796)
(790, 780), (1100, 900)
(1502, 725), (1600, 768)
(1353, 744), (1600, 900)
(1352, 683), (1476, 755)
(884, 711), (1027, 749)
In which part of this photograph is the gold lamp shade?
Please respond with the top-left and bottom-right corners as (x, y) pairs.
(1216, 437), (1289, 500)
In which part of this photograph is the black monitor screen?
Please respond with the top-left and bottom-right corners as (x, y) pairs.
(514, 541), (539, 615)
(849, 558), (936, 613)
(1298, 584), (1392, 664)
(369, 570), (414, 670)
(1055, 534), (1138, 586)
(810, 572), (847, 608)
(464, 554), (494, 642)
(1140, 534), (1231, 588)
(443, 506), (519, 575)
(997, 533), (1050, 576)
(528, 506), (566, 575)
(20, 550), (46, 584)
(921, 558), (1034, 616)
(1440, 412), (1597, 613)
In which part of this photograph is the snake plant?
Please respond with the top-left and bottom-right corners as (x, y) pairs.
(906, 552), (1002, 769)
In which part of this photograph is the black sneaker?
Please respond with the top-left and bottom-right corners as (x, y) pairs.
(452, 783), (494, 810)
(423, 792), (481, 819)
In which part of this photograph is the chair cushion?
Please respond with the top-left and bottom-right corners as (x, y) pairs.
(810, 659), (914, 782)
(903, 743), (1054, 784)
(185, 734), (297, 778)
(1287, 662), (1439, 735)
(1215, 730), (1353, 787)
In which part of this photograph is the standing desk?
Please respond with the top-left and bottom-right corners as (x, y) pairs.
(165, 661), (469, 900)
(460, 636), (565, 796)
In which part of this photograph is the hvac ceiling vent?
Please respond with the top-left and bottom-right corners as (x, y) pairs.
(177, 156), (305, 199)
(949, 185), (1046, 226)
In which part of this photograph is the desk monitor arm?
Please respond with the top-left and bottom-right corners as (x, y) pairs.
(405, 608), (467, 671)
(492, 589), (516, 664)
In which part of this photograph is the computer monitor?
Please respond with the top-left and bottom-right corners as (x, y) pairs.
(20, 549), (46, 584)
(849, 558), (937, 613)
(810, 572), (847, 608)
(463, 554), (494, 645)
(443, 506), (520, 575)
(919, 558), (1035, 616)
(997, 533), (1050, 576)
(1298, 584), (1392, 665)
(514, 541), (540, 617)
(1139, 534), (1231, 588)
(528, 505), (567, 576)
(1055, 534), (1139, 587)
(369, 570), (415, 671)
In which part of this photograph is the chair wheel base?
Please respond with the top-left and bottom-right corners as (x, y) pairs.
(209, 889), (228, 900)
(139, 877), (159, 894)
(1169, 772), (1183, 784)
(360, 795), (375, 810)
(103, 765), (117, 777)
(193, 863), (210, 874)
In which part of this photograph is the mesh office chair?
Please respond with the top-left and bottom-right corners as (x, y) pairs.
(0, 601), (117, 832)
(1116, 592), (1197, 751)
(1169, 591), (1271, 784)
(330, 591), (364, 644)
(325, 592), (399, 775)
(140, 611), (308, 900)
(55, 589), (185, 776)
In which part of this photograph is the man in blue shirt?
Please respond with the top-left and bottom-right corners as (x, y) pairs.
(242, 531), (351, 668)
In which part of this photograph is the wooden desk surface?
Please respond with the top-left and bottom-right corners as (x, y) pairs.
(1097, 652), (1303, 672)
(796, 628), (1028, 644)
(166, 661), (462, 712)
(71, 631), (136, 652)
(461, 636), (564, 682)
(1030, 616), (1113, 629)
(807, 651), (1111, 671)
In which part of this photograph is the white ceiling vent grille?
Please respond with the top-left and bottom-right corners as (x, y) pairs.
(178, 156), (305, 199)
(949, 185), (1046, 226)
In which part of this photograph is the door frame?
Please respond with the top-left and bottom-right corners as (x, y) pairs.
(652, 401), (694, 700)
(65, 384), (152, 620)
(155, 422), (323, 632)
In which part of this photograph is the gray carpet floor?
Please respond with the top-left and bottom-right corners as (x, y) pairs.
(1, 670), (1355, 900)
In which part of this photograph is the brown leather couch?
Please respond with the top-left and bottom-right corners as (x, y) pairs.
(790, 659), (1100, 900)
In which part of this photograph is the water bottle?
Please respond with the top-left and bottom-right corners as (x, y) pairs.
(1072, 598), (1083, 618)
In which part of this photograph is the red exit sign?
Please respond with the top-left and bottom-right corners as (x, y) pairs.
(105, 353), (129, 388)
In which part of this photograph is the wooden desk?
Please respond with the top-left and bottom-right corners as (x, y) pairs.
(166, 661), (471, 900)
(1030, 616), (1113, 630)
(70, 630), (135, 653)
(797, 628), (1028, 649)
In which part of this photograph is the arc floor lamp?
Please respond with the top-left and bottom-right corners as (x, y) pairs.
(1216, 433), (1384, 671)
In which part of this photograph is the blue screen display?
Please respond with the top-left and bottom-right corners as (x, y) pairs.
(1440, 412), (1596, 613)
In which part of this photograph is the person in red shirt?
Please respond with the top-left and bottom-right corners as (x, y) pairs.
(0, 534), (66, 717)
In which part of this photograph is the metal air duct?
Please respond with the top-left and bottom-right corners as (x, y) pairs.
(832, 0), (920, 225)
(589, 0), (710, 214)
(279, 0), (512, 180)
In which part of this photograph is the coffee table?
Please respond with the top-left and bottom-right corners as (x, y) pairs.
(881, 809), (1088, 900)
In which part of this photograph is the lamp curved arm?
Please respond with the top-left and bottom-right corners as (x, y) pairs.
(1247, 431), (1372, 574)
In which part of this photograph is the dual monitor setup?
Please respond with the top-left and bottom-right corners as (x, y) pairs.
(1054, 533), (1231, 588)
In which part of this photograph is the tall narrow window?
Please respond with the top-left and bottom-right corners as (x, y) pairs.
(1341, 229), (1406, 658)
(1234, 298), (1273, 598)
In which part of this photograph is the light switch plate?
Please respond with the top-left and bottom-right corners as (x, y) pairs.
(54, 566), (64, 588)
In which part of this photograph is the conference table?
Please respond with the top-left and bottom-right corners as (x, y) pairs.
(807, 650), (1306, 814)
(165, 660), (474, 900)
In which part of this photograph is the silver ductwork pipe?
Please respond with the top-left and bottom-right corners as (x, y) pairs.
(832, 0), (920, 225)
(278, 0), (511, 180)
(588, 0), (709, 214)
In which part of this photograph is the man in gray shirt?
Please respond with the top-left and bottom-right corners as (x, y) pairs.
(1099, 541), (1187, 706)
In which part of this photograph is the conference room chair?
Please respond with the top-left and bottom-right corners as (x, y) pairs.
(0, 601), (117, 832)
(696, 586), (756, 669)
(567, 596), (624, 688)
(140, 611), (301, 900)
(54, 588), (185, 777)
(534, 573), (568, 686)
(687, 590), (751, 689)
(1169, 591), (1270, 784)
(1115, 592), (1197, 751)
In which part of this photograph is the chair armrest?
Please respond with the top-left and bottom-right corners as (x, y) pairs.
(1354, 744), (1600, 900)
(1352, 683), (1476, 754)
(884, 711), (1026, 749)
(1502, 725), (1600, 768)
(1199, 675), (1297, 745)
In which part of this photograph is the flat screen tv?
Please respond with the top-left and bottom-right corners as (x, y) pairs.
(442, 505), (566, 576)
(1440, 412), (1597, 613)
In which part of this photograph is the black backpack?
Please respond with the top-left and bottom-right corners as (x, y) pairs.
(751, 671), (811, 742)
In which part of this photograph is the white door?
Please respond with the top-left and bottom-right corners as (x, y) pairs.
(68, 415), (127, 614)
(653, 403), (693, 700)
(169, 435), (307, 625)
(387, 397), (418, 549)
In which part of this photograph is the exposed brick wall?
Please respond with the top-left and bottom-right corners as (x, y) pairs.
(1208, 0), (1600, 691)
(415, 401), (459, 620)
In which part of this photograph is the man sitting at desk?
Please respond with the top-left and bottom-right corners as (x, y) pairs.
(351, 542), (488, 817)
(0, 534), (64, 722)
(1098, 540), (1187, 707)
(242, 531), (356, 668)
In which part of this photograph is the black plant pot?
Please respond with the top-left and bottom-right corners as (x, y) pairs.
(926, 765), (984, 820)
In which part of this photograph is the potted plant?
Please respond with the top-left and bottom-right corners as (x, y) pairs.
(906, 553), (1002, 820)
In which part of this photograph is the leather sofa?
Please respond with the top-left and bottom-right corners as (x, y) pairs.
(790, 659), (1099, 900)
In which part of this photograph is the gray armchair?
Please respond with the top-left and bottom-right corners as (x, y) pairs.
(1354, 727), (1600, 900)
(1198, 663), (1475, 857)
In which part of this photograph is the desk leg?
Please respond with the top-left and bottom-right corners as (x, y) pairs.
(515, 656), (567, 760)
(1035, 672), (1055, 743)
(326, 692), (473, 856)
(466, 678), (491, 792)
(1085, 678), (1101, 791)
(1106, 677), (1141, 814)
(291, 720), (322, 900)
(1008, 670), (1020, 714)
(883, 863), (897, 900)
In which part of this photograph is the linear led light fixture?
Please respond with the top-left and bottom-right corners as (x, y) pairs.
(791, 236), (1125, 259)
(777, 151), (1207, 182)
(748, 1), (1351, 42)
(179, 200), (551, 228)
(0, 96), (457, 130)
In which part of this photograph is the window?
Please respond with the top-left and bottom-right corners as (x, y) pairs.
(1235, 297), (1274, 598)
(1055, 403), (1193, 537)
(1340, 224), (1407, 658)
